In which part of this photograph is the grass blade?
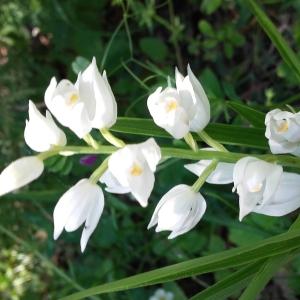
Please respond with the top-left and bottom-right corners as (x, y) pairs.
(239, 215), (300, 300)
(227, 101), (265, 128)
(246, 0), (300, 82)
(60, 230), (300, 300)
(189, 261), (263, 300)
(112, 117), (268, 149)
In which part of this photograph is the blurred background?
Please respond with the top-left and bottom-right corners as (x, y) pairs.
(1, 0), (300, 299)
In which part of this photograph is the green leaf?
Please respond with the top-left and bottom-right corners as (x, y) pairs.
(239, 215), (300, 300)
(227, 101), (266, 128)
(198, 20), (215, 36)
(139, 37), (168, 62)
(246, 0), (300, 82)
(200, 68), (224, 98)
(111, 118), (268, 149)
(201, 0), (222, 15)
(224, 43), (234, 59)
(189, 262), (263, 300)
(71, 56), (90, 75)
(239, 255), (293, 300)
(61, 230), (300, 300)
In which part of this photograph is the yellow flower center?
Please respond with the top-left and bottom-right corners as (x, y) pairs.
(166, 99), (178, 112)
(249, 183), (263, 193)
(277, 120), (289, 133)
(130, 163), (143, 176)
(68, 93), (79, 105)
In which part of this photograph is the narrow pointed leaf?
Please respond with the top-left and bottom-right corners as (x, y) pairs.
(227, 101), (265, 128)
(112, 118), (268, 149)
(246, 0), (300, 82)
(189, 261), (263, 300)
(61, 230), (300, 300)
(239, 215), (300, 300)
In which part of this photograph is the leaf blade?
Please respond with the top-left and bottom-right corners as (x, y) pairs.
(227, 101), (266, 128)
(246, 0), (300, 82)
(61, 230), (300, 300)
(111, 118), (268, 149)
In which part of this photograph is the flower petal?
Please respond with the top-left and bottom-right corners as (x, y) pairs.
(0, 156), (44, 197)
(100, 170), (131, 194)
(139, 138), (161, 172)
(80, 187), (104, 252)
(185, 160), (234, 184)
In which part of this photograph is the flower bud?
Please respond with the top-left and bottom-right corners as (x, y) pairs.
(0, 156), (44, 196)
(24, 100), (66, 152)
(53, 179), (104, 252)
(148, 184), (206, 239)
(265, 109), (300, 156)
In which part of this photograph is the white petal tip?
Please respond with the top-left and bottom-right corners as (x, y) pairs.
(80, 241), (87, 253)
(53, 231), (60, 240)
(139, 200), (148, 208)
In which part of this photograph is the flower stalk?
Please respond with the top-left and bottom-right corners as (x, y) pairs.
(100, 128), (126, 148)
(184, 132), (198, 152)
(198, 130), (228, 152)
(192, 159), (218, 192)
(83, 134), (101, 149)
(89, 157), (109, 184)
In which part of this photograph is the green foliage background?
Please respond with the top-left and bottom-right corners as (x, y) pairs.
(1, 0), (300, 299)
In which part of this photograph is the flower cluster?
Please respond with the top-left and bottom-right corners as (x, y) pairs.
(0, 58), (299, 252)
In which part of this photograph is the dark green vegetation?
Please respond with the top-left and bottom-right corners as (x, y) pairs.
(1, 0), (300, 299)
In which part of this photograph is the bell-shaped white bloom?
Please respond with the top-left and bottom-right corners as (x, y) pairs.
(81, 57), (117, 129)
(53, 179), (104, 252)
(149, 289), (174, 300)
(265, 109), (300, 156)
(101, 138), (161, 207)
(185, 148), (234, 184)
(147, 65), (210, 139)
(233, 157), (283, 221)
(175, 65), (210, 132)
(45, 77), (94, 138)
(148, 184), (206, 239)
(253, 171), (300, 217)
(45, 58), (117, 138)
(24, 100), (67, 152)
(0, 156), (44, 196)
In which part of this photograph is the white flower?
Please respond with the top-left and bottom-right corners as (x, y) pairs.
(253, 171), (300, 217)
(24, 100), (67, 152)
(184, 148), (234, 184)
(175, 65), (210, 132)
(45, 58), (117, 138)
(148, 184), (206, 239)
(233, 157), (283, 221)
(265, 109), (300, 156)
(53, 178), (104, 252)
(45, 77), (94, 138)
(81, 57), (117, 129)
(149, 288), (174, 300)
(100, 138), (161, 207)
(0, 156), (44, 196)
(147, 65), (210, 139)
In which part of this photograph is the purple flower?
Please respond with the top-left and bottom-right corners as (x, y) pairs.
(80, 155), (97, 166)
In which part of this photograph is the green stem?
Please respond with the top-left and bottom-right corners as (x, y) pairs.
(184, 132), (198, 152)
(89, 157), (109, 184)
(167, 0), (184, 71)
(100, 128), (126, 148)
(198, 130), (228, 152)
(36, 145), (300, 169)
(192, 159), (218, 192)
(83, 134), (101, 150)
